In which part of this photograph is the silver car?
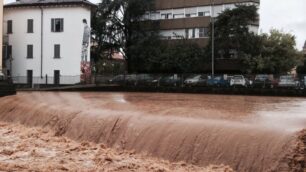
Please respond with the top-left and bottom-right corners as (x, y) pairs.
(278, 75), (300, 88)
(230, 75), (251, 87)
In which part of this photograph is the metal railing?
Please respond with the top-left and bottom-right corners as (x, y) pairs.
(10, 73), (306, 90)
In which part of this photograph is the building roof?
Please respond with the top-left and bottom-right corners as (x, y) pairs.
(4, 0), (96, 8)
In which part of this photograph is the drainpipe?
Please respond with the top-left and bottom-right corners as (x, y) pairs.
(40, 6), (44, 78)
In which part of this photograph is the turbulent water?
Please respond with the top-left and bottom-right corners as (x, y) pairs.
(0, 92), (305, 171)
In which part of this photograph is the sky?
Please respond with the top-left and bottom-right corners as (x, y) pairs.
(4, 0), (306, 50)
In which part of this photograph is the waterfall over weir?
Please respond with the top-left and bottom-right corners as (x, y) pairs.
(0, 92), (305, 171)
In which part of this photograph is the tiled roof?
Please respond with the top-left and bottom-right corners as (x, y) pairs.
(5, 0), (96, 8)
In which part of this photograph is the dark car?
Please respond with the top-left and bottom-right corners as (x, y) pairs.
(207, 75), (230, 87)
(159, 75), (182, 87)
(184, 75), (207, 87)
(253, 74), (277, 88)
(108, 75), (125, 85)
(134, 74), (156, 86)
(300, 76), (306, 89)
(108, 74), (136, 85)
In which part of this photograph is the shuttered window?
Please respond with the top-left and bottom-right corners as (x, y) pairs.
(54, 44), (61, 58)
(27, 45), (33, 59)
(7, 20), (13, 34)
(27, 19), (34, 33)
(51, 18), (64, 32)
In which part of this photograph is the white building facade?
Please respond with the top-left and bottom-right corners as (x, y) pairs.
(3, 0), (95, 85)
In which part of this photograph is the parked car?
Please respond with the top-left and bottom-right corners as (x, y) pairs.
(134, 74), (156, 86)
(159, 75), (182, 87)
(253, 74), (277, 88)
(278, 75), (300, 89)
(301, 76), (306, 89)
(108, 74), (136, 85)
(184, 75), (207, 87)
(230, 75), (251, 87)
(108, 75), (125, 85)
(207, 75), (230, 87)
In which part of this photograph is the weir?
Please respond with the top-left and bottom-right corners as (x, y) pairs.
(0, 92), (305, 171)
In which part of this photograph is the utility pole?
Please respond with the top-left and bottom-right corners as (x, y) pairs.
(211, 0), (215, 78)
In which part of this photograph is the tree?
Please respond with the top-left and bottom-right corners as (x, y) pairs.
(205, 5), (261, 69)
(92, 0), (205, 73)
(92, 0), (160, 72)
(91, 0), (117, 62)
(253, 30), (304, 74)
(205, 5), (303, 74)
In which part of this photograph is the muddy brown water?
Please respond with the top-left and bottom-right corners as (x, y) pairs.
(0, 92), (305, 171)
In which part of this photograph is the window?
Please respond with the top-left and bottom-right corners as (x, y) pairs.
(27, 70), (33, 85)
(54, 70), (60, 85)
(199, 28), (209, 38)
(27, 45), (33, 59)
(185, 7), (197, 18)
(54, 44), (61, 58)
(5, 45), (12, 59)
(198, 11), (210, 17)
(192, 28), (195, 38)
(161, 13), (172, 19)
(7, 20), (13, 34)
(27, 19), (34, 33)
(185, 29), (189, 39)
(173, 13), (184, 19)
(51, 18), (64, 32)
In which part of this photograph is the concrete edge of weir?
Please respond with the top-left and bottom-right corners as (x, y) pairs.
(15, 84), (306, 98)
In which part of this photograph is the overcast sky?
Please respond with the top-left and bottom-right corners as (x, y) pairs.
(4, 0), (306, 50)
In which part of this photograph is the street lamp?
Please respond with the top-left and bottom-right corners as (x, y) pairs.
(211, 0), (215, 78)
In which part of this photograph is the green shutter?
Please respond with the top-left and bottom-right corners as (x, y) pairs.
(51, 19), (54, 32)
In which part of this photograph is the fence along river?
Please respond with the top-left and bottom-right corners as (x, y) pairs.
(0, 92), (305, 171)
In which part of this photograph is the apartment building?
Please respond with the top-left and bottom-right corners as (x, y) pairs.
(143, 0), (259, 47)
(3, 0), (95, 86)
(142, 0), (260, 73)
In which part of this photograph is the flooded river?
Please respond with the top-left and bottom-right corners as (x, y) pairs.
(0, 92), (305, 171)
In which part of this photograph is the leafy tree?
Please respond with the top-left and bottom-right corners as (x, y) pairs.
(205, 5), (261, 66)
(205, 5), (303, 74)
(92, 0), (155, 59)
(91, 0), (118, 62)
(297, 57), (306, 74)
(92, 0), (205, 73)
(253, 30), (304, 74)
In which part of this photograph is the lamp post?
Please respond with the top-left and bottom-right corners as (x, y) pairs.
(211, 0), (215, 78)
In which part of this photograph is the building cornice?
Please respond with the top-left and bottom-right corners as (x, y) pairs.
(4, 1), (97, 9)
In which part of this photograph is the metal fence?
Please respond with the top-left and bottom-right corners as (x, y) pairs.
(9, 73), (306, 89)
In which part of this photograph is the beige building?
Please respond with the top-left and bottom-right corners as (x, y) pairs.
(0, 0), (3, 77)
